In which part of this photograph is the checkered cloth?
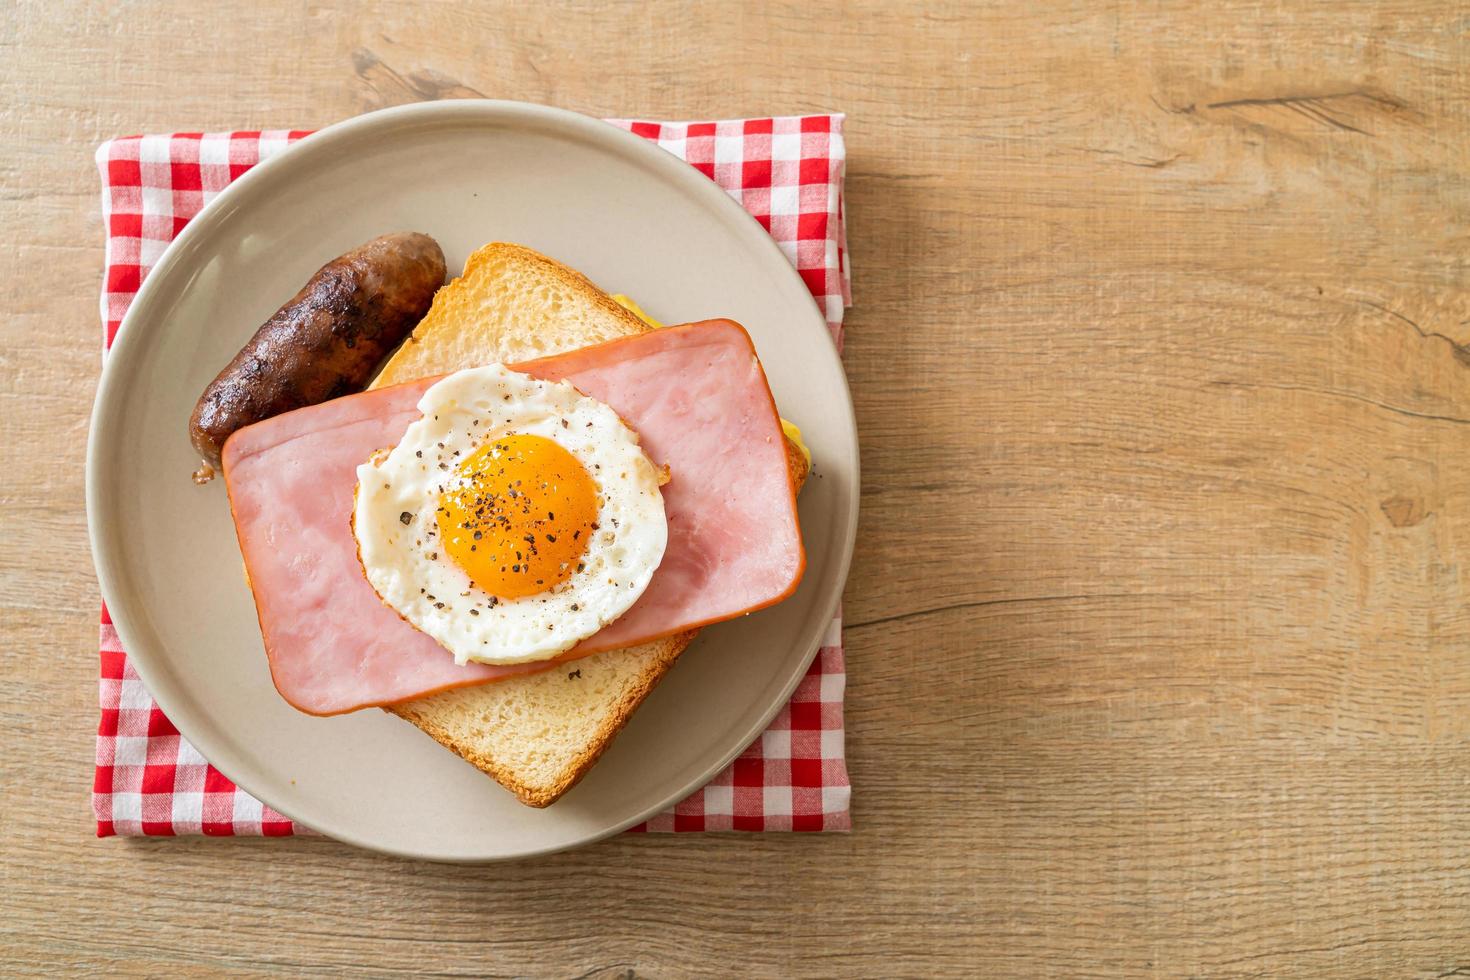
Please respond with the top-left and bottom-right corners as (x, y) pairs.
(94, 114), (852, 837)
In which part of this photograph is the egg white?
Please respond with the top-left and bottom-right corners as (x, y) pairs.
(353, 365), (667, 665)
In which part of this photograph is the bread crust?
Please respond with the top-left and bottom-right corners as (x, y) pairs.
(369, 242), (651, 391)
(387, 631), (695, 807)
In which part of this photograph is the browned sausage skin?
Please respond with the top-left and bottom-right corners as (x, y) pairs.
(189, 232), (445, 469)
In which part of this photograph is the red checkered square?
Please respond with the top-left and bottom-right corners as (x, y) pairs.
(99, 644), (123, 675)
(790, 758), (824, 788)
(107, 263), (140, 295)
(799, 156), (828, 186)
(170, 160), (202, 192)
(787, 699), (822, 731)
(146, 707), (177, 736)
(108, 156), (140, 187)
(140, 762), (175, 794)
(791, 810), (825, 832)
(742, 157), (772, 190)
(733, 755), (765, 787)
(797, 211), (828, 241)
(202, 767), (234, 794)
(109, 212), (141, 239)
(95, 116), (851, 838)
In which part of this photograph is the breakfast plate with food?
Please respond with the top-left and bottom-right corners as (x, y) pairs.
(87, 101), (857, 860)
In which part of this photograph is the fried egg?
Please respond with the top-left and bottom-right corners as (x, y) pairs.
(352, 365), (667, 665)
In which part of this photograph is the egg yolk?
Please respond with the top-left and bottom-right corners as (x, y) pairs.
(437, 434), (598, 599)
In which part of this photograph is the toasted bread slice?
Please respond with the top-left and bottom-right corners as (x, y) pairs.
(371, 242), (808, 807)
(372, 243), (653, 386)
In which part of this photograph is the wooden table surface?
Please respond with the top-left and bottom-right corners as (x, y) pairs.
(4, 2), (1469, 976)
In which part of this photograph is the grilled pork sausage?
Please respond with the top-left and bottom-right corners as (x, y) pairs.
(189, 232), (445, 469)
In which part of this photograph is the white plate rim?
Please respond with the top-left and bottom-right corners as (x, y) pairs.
(85, 100), (858, 861)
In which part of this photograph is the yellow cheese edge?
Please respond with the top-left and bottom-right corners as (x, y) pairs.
(609, 294), (813, 469)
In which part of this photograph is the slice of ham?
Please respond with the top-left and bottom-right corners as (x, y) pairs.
(222, 320), (804, 715)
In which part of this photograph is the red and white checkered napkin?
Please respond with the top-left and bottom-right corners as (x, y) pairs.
(94, 115), (852, 837)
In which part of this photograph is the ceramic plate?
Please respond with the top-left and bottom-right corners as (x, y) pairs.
(86, 101), (857, 861)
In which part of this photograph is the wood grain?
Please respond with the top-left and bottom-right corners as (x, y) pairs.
(3, 1), (1469, 975)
